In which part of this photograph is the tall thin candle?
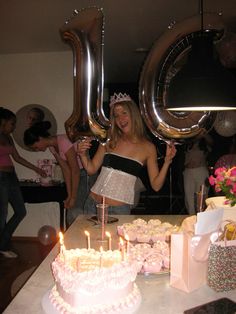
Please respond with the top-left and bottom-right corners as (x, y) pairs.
(125, 234), (130, 255)
(59, 232), (65, 259)
(84, 230), (91, 249)
(59, 231), (64, 246)
(105, 231), (112, 250)
(119, 237), (125, 261)
(99, 246), (103, 268)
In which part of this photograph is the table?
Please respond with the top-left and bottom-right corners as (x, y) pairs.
(20, 181), (67, 232)
(4, 215), (236, 314)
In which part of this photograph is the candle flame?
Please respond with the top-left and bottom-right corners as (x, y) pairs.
(120, 237), (124, 246)
(59, 232), (64, 245)
(100, 246), (103, 253)
(84, 230), (90, 237)
(124, 234), (129, 241)
(105, 231), (111, 238)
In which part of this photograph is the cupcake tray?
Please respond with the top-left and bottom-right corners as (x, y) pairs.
(120, 238), (171, 275)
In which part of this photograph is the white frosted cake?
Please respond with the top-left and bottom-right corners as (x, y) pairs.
(43, 248), (141, 314)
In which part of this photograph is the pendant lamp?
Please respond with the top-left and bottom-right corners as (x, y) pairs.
(167, 0), (236, 111)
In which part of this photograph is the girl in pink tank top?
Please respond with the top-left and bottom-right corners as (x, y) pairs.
(0, 107), (46, 258)
(24, 121), (94, 227)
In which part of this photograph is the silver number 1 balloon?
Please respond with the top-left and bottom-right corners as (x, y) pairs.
(60, 7), (110, 144)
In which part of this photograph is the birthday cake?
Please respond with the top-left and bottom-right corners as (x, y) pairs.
(42, 248), (142, 314)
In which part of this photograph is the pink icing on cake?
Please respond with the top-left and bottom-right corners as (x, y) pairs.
(48, 248), (142, 314)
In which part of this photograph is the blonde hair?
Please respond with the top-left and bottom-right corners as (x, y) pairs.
(108, 100), (147, 148)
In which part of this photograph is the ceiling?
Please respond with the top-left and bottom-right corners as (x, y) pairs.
(0, 0), (235, 84)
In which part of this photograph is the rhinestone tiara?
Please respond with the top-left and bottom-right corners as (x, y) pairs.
(109, 92), (132, 107)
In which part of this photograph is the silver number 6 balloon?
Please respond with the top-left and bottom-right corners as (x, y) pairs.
(60, 7), (110, 143)
(139, 13), (224, 144)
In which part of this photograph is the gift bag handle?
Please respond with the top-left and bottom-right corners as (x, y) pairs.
(221, 219), (236, 246)
(190, 231), (219, 262)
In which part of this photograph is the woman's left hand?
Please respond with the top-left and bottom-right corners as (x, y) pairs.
(64, 197), (76, 209)
(165, 142), (177, 163)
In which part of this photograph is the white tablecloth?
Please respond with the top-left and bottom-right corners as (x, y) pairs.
(4, 215), (236, 314)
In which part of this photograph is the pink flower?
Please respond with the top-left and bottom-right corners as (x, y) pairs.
(216, 175), (224, 183)
(225, 179), (233, 187)
(215, 167), (226, 175)
(209, 166), (236, 207)
(209, 175), (215, 186)
(215, 184), (222, 193)
(230, 167), (236, 176)
(233, 183), (236, 193)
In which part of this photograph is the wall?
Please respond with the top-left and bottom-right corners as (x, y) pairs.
(0, 51), (73, 236)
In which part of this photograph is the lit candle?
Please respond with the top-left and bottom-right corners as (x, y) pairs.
(99, 246), (103, 268)
(119, 237), (125, 261)
(105, 231), (112, 250)
(59, 232), (66, 260)
(84, 230), (91, 249)
(125, 234), (130, 255)
(119, 237), (123, 250)
(59, 231), (64, 246)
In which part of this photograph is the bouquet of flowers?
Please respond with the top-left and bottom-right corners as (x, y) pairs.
(209, 166), (236, 207)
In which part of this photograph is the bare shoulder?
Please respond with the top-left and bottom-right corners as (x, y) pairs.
(143, 138), (155, 149)
(141, 138), (157, 157)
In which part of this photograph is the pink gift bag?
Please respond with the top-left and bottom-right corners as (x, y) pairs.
(170, 232), (208, 293)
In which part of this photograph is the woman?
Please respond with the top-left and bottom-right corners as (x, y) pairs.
(183, 135), (213, 214)
(24, 121), (91, 227)
(78, 93), (176, 215)
(0, 107), (46, 258)
(26, 107), (45, 127)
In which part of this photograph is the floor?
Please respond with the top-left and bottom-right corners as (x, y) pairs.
(0, 239), (55, 313)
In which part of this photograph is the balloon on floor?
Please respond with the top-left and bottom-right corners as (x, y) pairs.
(38, 225), (57, 246)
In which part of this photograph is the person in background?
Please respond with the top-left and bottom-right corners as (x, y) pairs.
(26, 107), (45, 128)
(214, 135), (236, 169)
(183, 134), (213, 215)
(0, 107), (46, 258)
(24, 121), (94, 227)
(78, 92), (177, 215)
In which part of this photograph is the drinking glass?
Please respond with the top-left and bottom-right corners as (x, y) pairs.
(194, 192), (207, 213)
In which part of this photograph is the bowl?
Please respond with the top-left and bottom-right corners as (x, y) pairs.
(205, 196), (236, 223)
(205, 196), (232, 209)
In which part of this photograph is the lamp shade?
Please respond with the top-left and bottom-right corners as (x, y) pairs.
(167, 34), (236, 111)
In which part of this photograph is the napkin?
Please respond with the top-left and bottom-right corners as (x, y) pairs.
(195, 208), (224, 235)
